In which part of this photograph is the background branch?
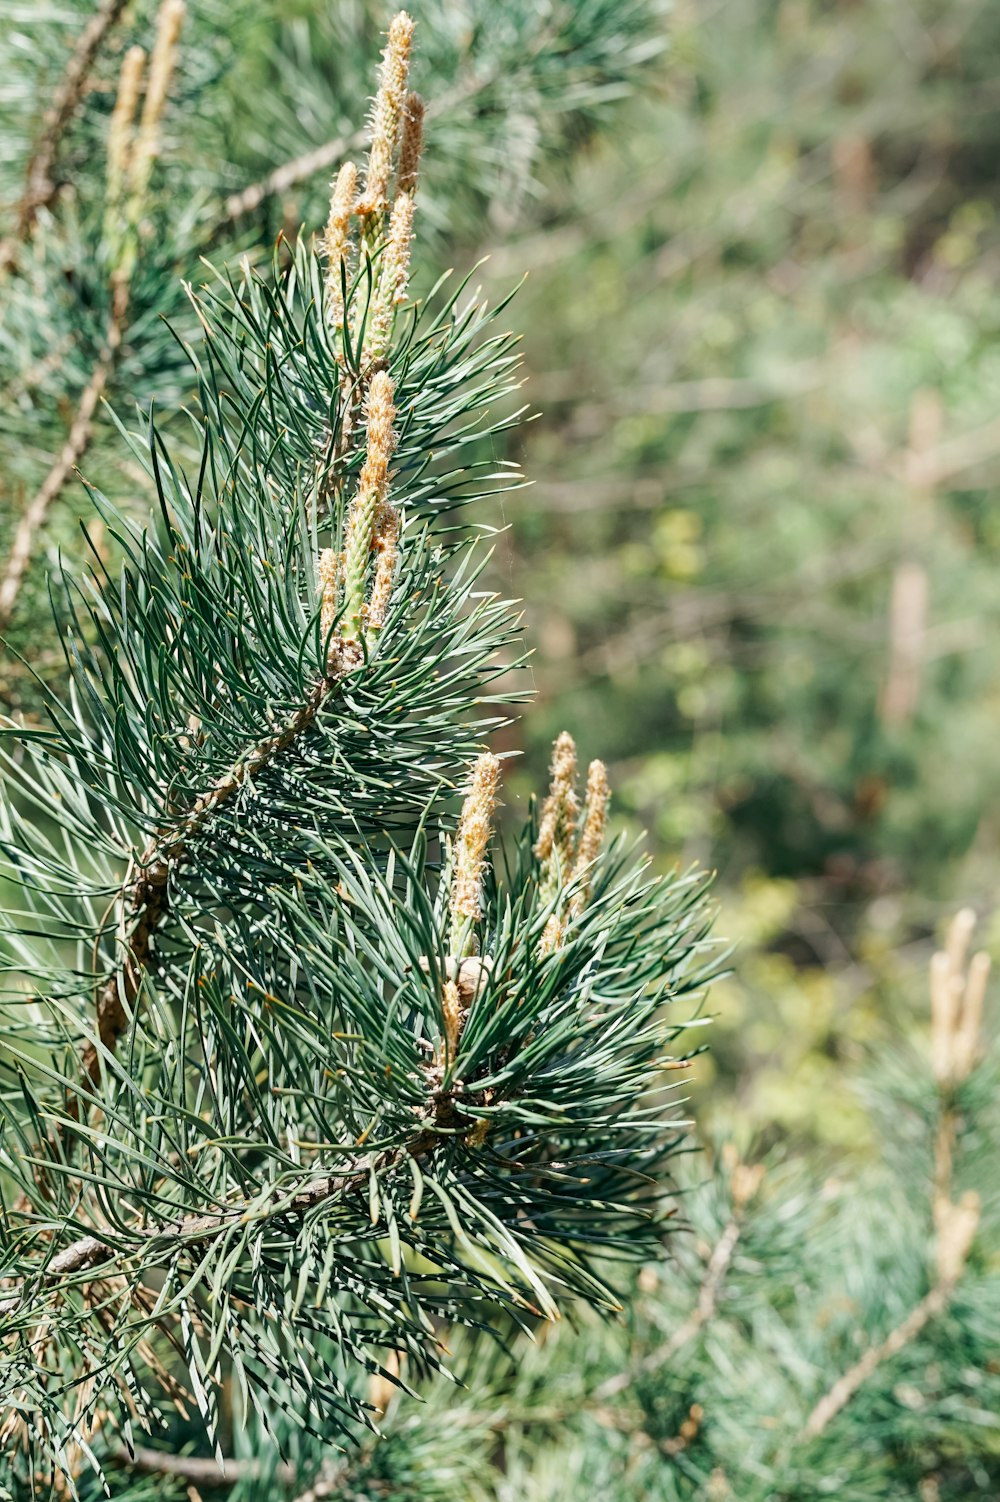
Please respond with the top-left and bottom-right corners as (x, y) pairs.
(0, 282), (128, 630)
(0, 0), (128, 272)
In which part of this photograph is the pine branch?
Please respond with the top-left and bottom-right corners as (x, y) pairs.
(0, 1142), (425, 1318)
(0, 12), (710, 1486)
(81, 669), (337, 1093)
(0, 0), (128, 274)
(0, 5), (185, 633)
(799, 913), (988, 1445)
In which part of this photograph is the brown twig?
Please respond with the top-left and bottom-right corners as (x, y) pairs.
(594, 1155), (764, 1404)
(220, 130), (366, 226)
(595, 1216), (742, 1402)
(0, 279), (130, 633)
(801, 1282), (953, 1441)
(79, 672), (336, 1094)
(118, 1445), (296, 1485)
(0, 0), (128, 273)
(0, 1138), (434, 1318)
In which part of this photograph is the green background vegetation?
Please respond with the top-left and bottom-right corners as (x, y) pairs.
(488, 0), (1000, 1147)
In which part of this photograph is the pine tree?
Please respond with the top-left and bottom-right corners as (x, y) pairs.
(0, 12), (715, 1496)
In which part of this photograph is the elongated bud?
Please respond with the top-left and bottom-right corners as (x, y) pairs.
(538, 913), (564, 957)
(396, 92), (425, 197)
(104, 46), (145, 261)
(730, 1159), (766, 1210)
(930, 908), (990, 1086)
(341, 372), (397, 639)
(356, 12), (414, 221)
(441, 978), (462, 1060)
(128, 0), (185, 205)
(357, 370), (397, 497)
(363, 191), (415, 365)
(576, 761), (609, 871)
(930, 949), (958, 1085)
(108, 46), (145, 186)
(323, 161), (358, 335)
(535, 731), (580, 868)
(366, 504), (400, 634)
(953, 950), (989, 1081)
(935, 1190), (980, 1286)
(569, 759), (609, 914)
(450, 754), (501, 942)
(384, 193), (415, 305)
(424, 954), (490, 1067)
(945, 907), (976, 974)
(318, 547), (340, 664)
(368, 1350), (401, 1416)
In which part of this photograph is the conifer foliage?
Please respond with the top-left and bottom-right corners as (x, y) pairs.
(452, 910), (999, 1501)
(0, 0), (668, 700)
(0, 13), (714, 1494)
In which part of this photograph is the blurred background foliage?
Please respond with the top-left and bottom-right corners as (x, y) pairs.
(485, 0), (1000, 1148)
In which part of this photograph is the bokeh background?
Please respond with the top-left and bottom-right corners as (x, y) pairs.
(486, 0), (1000, 1148)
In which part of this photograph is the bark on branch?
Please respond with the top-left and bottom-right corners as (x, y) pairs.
(0, 0), (128, 273)
(0, 1141), (429, 1317)
(117, 1444), (296, 1485)
(81, 672), (337, 1091)
(0, 279), (131, 632)
(117, 1444), (347, 1496)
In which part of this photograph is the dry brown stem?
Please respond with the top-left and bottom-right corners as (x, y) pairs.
(79, 673), (336, 1095)
(0, 0), (128, 273)
(801, 1192), (979, 1441)
(0, 280), (130, 632)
